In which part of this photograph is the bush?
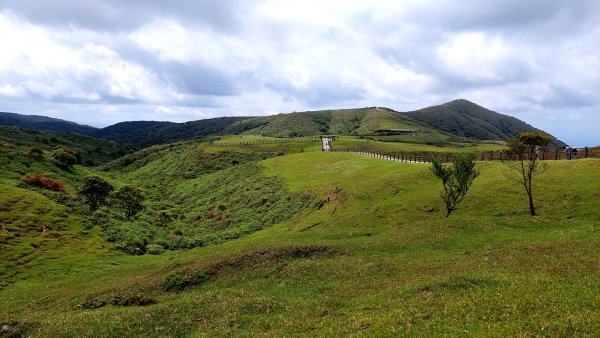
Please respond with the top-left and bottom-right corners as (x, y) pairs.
(146, 244), (165, 255)
(91, 210), (111, 226)
(28, 146), (44, 160)
(20, 173), (66, 193)
(52, 147), (79, 167)
(430, 153), (479, 217)
(153, 210), (173, 227)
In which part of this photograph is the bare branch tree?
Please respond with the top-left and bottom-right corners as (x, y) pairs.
(504, 131), (553, 216)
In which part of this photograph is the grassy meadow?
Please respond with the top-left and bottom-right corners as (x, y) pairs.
(333, 136), (507, 153)
(0, 136), (599, 337)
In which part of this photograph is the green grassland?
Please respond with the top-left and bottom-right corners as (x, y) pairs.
(2, 99), (566, 149)
(223, 107), (437, 138)
(333, 136), (507, 153)
(1, 135), (599, 336)
(0, 126), (133, 166)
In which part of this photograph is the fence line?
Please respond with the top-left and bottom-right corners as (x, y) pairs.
(206, 136), (599, 162)
(330, 147), (599, 164)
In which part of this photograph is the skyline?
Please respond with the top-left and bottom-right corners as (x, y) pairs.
(1, 0), (599, 146)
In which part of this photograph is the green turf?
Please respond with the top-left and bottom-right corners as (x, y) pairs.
(332, 136), (507, 153)
(1, 138), (598, 336)
(0, 125), (133, 165)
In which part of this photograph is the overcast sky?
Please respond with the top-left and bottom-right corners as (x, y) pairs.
(0, 0), (598, 145)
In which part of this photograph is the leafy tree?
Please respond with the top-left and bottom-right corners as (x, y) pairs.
(504, 131), (553, 216)
(78, 176), (114, 210)
(28, 146), (44, 160)
(112, 185), (145, 219)
(52, 147), (78, 167)
(431, 152), (480, 217)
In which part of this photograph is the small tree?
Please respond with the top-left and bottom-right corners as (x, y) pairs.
(431, 152), (480, 217)
(28, 146), (44, 160)
(504, 131), (553, 216)
(112, 185), (145, 219)
(53, 147), (78, 168)
(78, 176), (114, 210)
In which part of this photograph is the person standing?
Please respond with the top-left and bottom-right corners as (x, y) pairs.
(572, 147), (578, 160)
(565, 146), (571, 160)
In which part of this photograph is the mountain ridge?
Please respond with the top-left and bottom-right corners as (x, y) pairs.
(0, 111), (98, 135)
(1, 99), (563, 147)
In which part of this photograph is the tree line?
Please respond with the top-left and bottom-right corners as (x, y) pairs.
(78, 176), (145, 219)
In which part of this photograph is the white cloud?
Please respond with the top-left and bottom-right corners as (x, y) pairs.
(437, 32), (513, 81)
(0, 84), (25, 96)
(0, 1), (598, 145)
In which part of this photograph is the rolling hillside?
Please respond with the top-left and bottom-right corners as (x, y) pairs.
(224, 107), (428, 137)
(405, 99), (564, 146)
(91, 121), (175, 145)
(1, 100), (564, 147)
(0, 126), (133, 166)
(92, 117), (253, 148)
(0, 135), (598, 336)
(0, 112), (97, 135)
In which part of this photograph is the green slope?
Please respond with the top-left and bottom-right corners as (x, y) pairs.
(0, 126), (133, 166)
(94, 117), (253, 148)
(1, 136), (599, 336)
(406, 99), (564, 146)
(0, 112), (97, 134)
(225, 107), (430, 137)
(2, 100), (565, 148)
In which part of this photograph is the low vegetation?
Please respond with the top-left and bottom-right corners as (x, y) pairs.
(0, 125), (133, 165)
(430, 152), (480, 217)
(19, 173), (67, 193)
(0, 114), (598, 336)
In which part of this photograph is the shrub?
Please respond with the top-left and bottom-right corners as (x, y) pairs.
(28, 146), (44, 160)
(91, 210), (111, 226)
(52, 147), (78, 167)
(20, 173), (66, 193)
(153, 210), (173, 227)
(146, 244), (165, 255)
(430, 153), (479, 217)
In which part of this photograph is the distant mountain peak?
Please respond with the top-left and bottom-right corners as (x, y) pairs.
(405, 99), (563, 146)
(0, 111), (97, 134)
(0, 100), (563, 148)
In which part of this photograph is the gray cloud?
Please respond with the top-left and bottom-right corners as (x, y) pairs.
(0, 0), (598, 145)
(0, 0), (250, 32)
(115, 44), (239, 97)
(163, 62), (239, 97)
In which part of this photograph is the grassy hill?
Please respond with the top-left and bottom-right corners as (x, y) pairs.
(0, 112), (97, 135)
(2, 100), (565, 149)
(0, 126), (134, 167)
(94, 117), (252, 148)
(224, 107), (429, 137)
(91, 121), (175, 146)
(405, 99), (565, 146)
(0, 135), (598, 336)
